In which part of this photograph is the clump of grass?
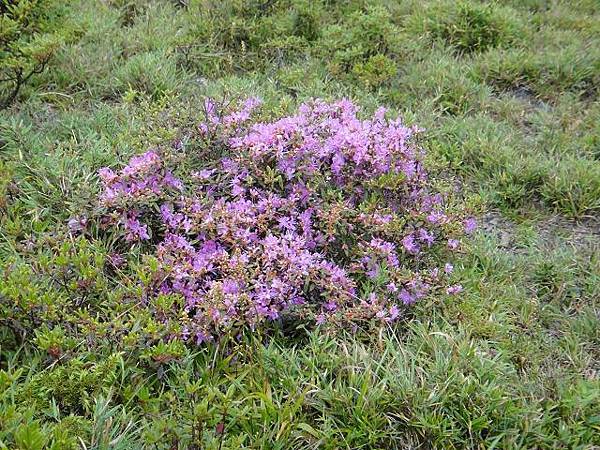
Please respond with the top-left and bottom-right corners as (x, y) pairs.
(112, 51), (182, 101)
(388, 51), (490, 115)
(418, 1), (523, 54)
(474, 44), (600, 102)
(429, 115), (600, 217)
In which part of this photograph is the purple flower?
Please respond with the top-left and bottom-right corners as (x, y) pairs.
(194, 168), (215, 181)
(124, 214), (149, 241)
(163, 171), (183, 190)
(68, 215), (87, 234)
(277, 216), (296, 232)
(446, 284), (463, 295)
(388, 304), (400, 321)
(107, 253), (126, 268)
(98, 168), (117, 183)
(399, 289), (414, 305)
(464, 218), (477, 234)
(324, 300), (338, 311)
(402, 234), (420, 254)
(418, 228), (435, 246)
(122, 151), (160, 177)
(331, 152), (345, 176)
(427, 211), (447, 224)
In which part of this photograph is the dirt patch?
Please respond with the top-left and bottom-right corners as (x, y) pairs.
(510, 86), (551, 111)
(481, 210), (600, 252)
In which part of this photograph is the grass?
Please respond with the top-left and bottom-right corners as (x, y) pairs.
(1, 0), (599, 448)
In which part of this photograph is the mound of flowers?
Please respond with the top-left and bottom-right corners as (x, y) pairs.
(95, 98), (474, 343)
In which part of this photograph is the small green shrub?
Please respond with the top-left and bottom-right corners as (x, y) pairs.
(0, 0), (66, 108)
(0, 236), (180, 352)
(352, 54), (396, 89)
(19, 354), (122, 414)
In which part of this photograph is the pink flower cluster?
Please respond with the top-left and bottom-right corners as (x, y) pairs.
(97, 98), (474, 343)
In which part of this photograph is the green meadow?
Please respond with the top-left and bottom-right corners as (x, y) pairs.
(1, 0), (599, 448)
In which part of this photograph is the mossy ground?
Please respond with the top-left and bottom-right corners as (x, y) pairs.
(1, 0), (599, 448)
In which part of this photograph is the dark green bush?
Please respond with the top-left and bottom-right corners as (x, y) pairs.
(20, 354), (122, 414)
(319, 5), (400, 81)
(292, 6), (320, 41)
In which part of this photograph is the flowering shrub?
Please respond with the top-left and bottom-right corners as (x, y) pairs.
(95, 98), (474, 343)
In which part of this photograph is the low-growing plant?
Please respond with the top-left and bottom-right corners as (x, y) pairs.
(2, 1), (600, 447)
(91, 98), (475, 343)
